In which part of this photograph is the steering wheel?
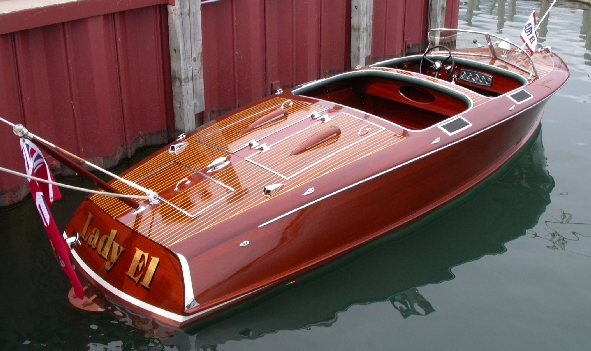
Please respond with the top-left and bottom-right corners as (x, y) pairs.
(420, 45), (455, 81)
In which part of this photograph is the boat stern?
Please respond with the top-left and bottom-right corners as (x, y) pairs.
(64, 199), (192, 327)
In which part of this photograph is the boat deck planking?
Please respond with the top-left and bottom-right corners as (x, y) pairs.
(89, 50), (559, 248)
(90, 98), (405, 247)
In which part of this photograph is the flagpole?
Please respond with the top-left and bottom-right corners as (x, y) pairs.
(29, 139), (142, 209)
(535, 0), (557, 32)
(0, 117), (156, 208)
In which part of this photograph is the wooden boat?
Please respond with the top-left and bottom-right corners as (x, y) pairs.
(62, 29), (569, 331)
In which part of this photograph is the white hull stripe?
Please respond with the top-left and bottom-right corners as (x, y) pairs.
(71, 249), (268, 323)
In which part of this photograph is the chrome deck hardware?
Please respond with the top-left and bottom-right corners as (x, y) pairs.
(263, 183), (284, 197)
(247, 139), (270, 152)
(169, 142), (189, 155)
(207, 156), (231, 173)
(310, 111), (331, 123)
(174, 178), (191, 191)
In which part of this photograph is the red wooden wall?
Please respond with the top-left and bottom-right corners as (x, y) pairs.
(200, 0), (458, 121)
(372, 0), (459, 62)
(0, 5), (173, 206)
(200, 0), (351, 122)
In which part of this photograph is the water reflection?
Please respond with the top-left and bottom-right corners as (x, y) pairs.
(390, 288), (435, 319)
(150, 127), (554, 349)
(537, 0), (551, 38)
(465, 0), (482, 27)
(526, 209), (591, 257)
(464, 0), (591, 43)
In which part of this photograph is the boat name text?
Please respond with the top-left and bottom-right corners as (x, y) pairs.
(126, 248), (160, 290)
(80, 212), (160, 289)
(81, 213), (125, 272)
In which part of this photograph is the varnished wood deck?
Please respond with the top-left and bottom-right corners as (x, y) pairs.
(90, 97), (405, 246)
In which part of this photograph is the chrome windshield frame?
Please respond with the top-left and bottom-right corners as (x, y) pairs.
(428, 28), (538, 80)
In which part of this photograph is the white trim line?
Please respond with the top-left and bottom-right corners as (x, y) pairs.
(71, 249), (187, 322)
(177, 253), (198, 311)
(71, 249), (270, 323)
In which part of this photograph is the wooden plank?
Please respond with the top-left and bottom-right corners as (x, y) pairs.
(320, 0), (349, 77)
(429, 0), (446, 30)
(190, 0), (205, 117)
(232, 0), (265, 107)
(351, 0), (373, 68)
(114, 7), (169, 157)
(168, 0), (204, 133)
(0, 33), (26, 205)
(265, 0), (295, 95)
(372, 0), (405, 60)
(201, 0), (236, 121)
(404, 0), (429, 54)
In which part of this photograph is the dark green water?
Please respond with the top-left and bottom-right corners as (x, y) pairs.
(1, 1), (590, 349)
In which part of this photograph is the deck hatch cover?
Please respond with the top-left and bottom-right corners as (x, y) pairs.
(136, 162), (235, 218)
(438, 117), (472, 136)
(508, 89), (533, 104)
(246, 113), (385, 180)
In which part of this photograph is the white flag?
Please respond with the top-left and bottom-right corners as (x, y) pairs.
(520, 10), (538, 55)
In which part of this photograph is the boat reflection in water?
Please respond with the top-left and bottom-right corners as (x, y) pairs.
(105, 126), (553, 346)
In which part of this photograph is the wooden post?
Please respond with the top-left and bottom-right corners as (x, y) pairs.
(168, 0), (205, 134)
(429, 0), (447, 30)
(351, 0), (373, 69)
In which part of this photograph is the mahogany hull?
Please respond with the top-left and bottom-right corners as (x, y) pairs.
(63, 42), (568, 333)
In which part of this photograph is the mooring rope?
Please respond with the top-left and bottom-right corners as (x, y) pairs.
(0, 117), (158, 202)
(0, 165), (151, 200)
(0, 116), (159, 205)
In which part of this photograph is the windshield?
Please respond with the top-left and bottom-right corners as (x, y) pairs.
(428, 29), (537, 79)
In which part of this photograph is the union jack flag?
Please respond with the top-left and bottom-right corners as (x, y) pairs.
(20, 138), (61, 204)
(20, 138), (84, 299)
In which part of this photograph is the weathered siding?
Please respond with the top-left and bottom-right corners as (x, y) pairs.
(0, 5), (173, 207)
